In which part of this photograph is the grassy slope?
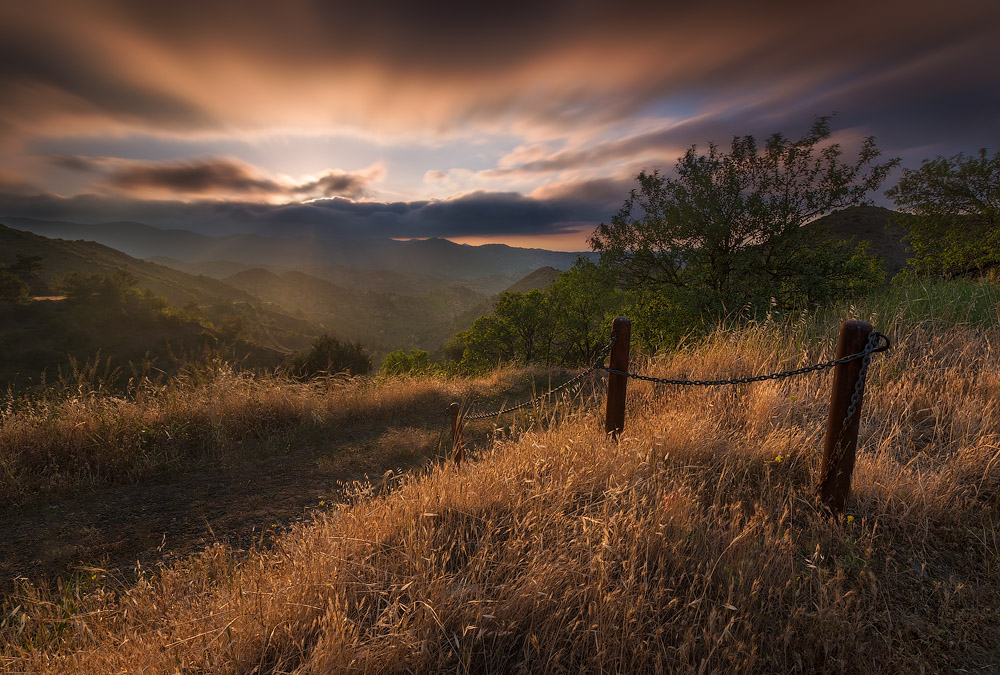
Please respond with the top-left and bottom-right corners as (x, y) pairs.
(0, 224), (319, 352)
(2, 280), (999, 672)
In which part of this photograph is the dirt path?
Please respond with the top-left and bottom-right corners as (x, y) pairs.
(0, 403), (457, 597)
(0, 370), (594, 597)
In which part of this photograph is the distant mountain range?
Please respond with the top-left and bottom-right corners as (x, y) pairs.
(3, 217), (591, 281)
(0, 223), (567, 369)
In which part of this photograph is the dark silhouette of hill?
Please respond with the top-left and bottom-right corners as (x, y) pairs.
(504, 266), (561, 293)
(806, 206), (911, 278)
(4, 218), (591, 281)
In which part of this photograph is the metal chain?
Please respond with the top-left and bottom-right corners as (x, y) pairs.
(461, 335), (617, 421)
(841, 329), (880, 430)
(456, 328), (890, 422)
(599, 331), (890, 387)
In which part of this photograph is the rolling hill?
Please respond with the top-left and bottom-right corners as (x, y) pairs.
(0, 224), (326, 388)
(4, 217), (591, 281)
(221, 267), (488, 355)
(807, 206), (911, 278)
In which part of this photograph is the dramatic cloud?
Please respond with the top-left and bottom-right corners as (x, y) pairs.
(1, 0), (998, 247)
(1, 1), (997, 145)
(48, 156), (383, 200)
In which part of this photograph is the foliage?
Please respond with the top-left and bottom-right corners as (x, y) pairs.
(0, 254), (43, 303)
(458, 289), (553, 372)
(379, 349), (432, 376)
(55, 269), (137, 306)
(10, 254), (43, 279)
(0, 269), (29, 303)
(887, 147), (1000, 278)
(288, 333), (372, 378)
(454, 260), (620, 373)
(590, 116), (895, 348)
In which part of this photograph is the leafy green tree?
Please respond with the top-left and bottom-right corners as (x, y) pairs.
(0, 269), (30, 303)
(452, 262), (623, 372)
(289, 334), (372, 378)
(56, 269), (138, 306)
(380, 349), (432, 376)
(546, 259), (620, 364)
(55, 271), (107, 302)
(457, 289), (554, 372)
(590, 117), (895, 347)
(886, 148), (1000, 278)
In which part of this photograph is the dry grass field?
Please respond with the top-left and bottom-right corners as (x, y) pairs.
(1, 280), (998, 673)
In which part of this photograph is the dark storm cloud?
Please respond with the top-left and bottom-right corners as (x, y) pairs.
(0, 188), (610, 240)
(107, 159), (279, 196)
(45, 156), (378, 199)
(295, 173), (372, 199)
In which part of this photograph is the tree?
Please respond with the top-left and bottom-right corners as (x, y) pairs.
(886, 148), (1000, 278)
(288, 334), (372, 378)
(450, 262), (622, 372)
(0, 269), (29, 303)
(56, 271), (107, 302)
(590, 117), (896, 346)
(545, 259), (620, 364)
(56, 269), (137, 306)
(457, 289), (554, 372)
(10, 254), (43, 279)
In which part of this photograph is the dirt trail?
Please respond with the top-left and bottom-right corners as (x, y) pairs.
(0, 402), (457, 596)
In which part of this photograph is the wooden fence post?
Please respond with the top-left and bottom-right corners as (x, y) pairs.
(605, 317), (632, 438)
(448, 402), (465, 466)
(818, 320), (873, 514)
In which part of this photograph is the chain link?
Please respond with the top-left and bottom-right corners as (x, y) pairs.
(461, 335), (616, 421)
(599, 331), (890, 387)
(841, 329), (880, 429)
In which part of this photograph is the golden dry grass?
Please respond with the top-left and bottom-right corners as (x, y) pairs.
(2, 282), (999, 673)
(0, 359), (552, 507)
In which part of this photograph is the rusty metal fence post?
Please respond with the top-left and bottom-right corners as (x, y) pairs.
(818, 320), (873, 513)
(604, 317), (631, 438)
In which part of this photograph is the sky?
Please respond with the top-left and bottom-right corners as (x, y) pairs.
(0, 0), (998, 251)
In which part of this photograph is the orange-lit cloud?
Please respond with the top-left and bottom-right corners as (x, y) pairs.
(2, 0), (997, 146)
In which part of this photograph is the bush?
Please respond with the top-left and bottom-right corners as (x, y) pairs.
(380, 349), (432, 376)
(288, 334), (372, 378)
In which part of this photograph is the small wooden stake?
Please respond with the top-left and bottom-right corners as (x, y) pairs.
(604, 317), (632, 438)
(818, 320), (873, 513)
(448, 402), (465, 466)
